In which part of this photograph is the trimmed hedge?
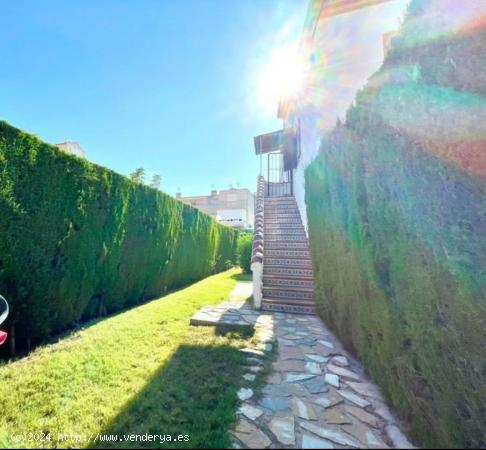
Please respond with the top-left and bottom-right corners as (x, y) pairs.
(305, 2), (486, 448)
(0, 121), (237, 351)
(237, 232), (253, 274)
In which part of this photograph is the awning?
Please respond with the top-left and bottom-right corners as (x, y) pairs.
(254, 130), (285, 155)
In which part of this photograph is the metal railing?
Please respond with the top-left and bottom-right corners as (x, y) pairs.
(251, 175), (265, 309)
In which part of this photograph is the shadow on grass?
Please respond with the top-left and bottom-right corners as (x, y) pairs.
(94, 344), (245, 449)
(230, 272), (252, 282)
(214, 324), (255, 340)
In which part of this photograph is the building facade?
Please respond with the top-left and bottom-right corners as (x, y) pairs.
(177, 188), (255, 230)
(255, 0), (409, 230)
(55, 141), (86, 158)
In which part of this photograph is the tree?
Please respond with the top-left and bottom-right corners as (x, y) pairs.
(130, 167), (145, 184)
(150, 174), (162, 190)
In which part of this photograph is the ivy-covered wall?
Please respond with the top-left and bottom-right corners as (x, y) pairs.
(0, 121), (237, 351)
(305, 1), (486, 448)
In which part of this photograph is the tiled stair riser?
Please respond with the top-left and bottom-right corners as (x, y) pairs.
(266, 250), (311, 258)
(264, 258), (312, 267)
(263, 289), (314, 300)
(264, 218), (301, 224)
(265, 241), (309, 250)
(263, 267), (313, 278)
(263, 277), (314, 289)
(262, 195), (316, 314)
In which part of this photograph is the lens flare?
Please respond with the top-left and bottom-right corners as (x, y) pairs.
(256, 44), (306, 114)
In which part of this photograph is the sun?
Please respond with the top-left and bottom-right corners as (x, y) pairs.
(256, 44), (306, 114)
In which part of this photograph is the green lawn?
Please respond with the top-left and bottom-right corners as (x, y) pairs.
(0, 269), (259, 449)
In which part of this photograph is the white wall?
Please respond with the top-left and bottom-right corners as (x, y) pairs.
(290, 0), (410, 231)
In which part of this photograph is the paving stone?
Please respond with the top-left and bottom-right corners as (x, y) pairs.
(327, 364), (361, 381)
(325, 373), (340, 388)
(292, 397), (317, 420)
(338, 389), (371, 408)
(280, 346), (305, 360)
(269, 415), (295, 445)
(332, 355), (349, 367)
(311, 393), (343, 409)
(345, 405), (380, 428)
(319, 340), (334, 349)
(304, 377), (328, 394)
(298, 422), (361, 448)
(286, 373), (316, 383)
(342, 420), (388, 449)
(246, 357), (264, 366)
(262, 384), (292, 397)
(248, 366), (263, 373)
(346, 381), (382, 400)
(323, 408), (352, 425)
(312, 345), (334, 357)
(241, 348), (265, 357)
(284, 334), (302, 341)
(237, 388), (253, 401)
(374, 402), (396, 423)
(305, 353), (329, 363)
(385, 425), (416, 449)
(305, 361), (322, 375)
(243, 373), (256, 382)
(301, 337), (318, 346)
(282, 326), (297, 333)
(258, 396), (291, 412)
(238, 403), (263, 421)
(301, 434), (335, 449)
(232, 419), (271, 449)
(279, 338), (298, 347)
(274, 360), (307, 372)
(267, 372), (282, 384)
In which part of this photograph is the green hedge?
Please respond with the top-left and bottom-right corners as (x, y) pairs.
(305, 2), (486, 448)
(237, 232), (253, 274)
(0, 121), (237, 351)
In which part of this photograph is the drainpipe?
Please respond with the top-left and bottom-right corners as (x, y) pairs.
(251, 175), (265, 309)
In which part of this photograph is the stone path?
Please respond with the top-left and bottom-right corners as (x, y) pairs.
(191, 283), (416, 449)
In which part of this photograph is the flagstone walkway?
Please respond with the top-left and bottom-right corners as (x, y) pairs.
(191, 283), (416, 449)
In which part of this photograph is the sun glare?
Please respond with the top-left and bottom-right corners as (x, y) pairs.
(256, 44), (306, 114)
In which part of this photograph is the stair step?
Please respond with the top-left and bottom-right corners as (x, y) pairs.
(263, 267), (313, 278)
(264, 257), (312, 266)
(263, 277), (314, 289)
(265, 236), (308, 243)
(265, 223), (303, 228)
(261, 299), (315, 315)
(266, 249), (310, 258)
(265, 241), (309, 249)
(263, 288), (314, 300)
(265, 229), (306, 235)
(264, 214), (301, 218)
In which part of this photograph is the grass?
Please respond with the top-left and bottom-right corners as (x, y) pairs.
(0, 269), (261, 449)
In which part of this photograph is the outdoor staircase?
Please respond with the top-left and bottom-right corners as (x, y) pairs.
(262, 195), (315, 314)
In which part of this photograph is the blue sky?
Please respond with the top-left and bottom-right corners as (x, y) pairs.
(0, 0), (307, 196)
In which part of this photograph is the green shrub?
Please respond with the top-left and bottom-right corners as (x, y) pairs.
(237, 233), (253, 274)
(305, 2), (486, 448)
(0, 121), (238, 352)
